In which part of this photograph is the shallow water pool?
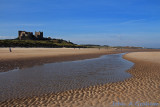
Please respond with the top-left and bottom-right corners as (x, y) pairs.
(0, 53), (133, 101)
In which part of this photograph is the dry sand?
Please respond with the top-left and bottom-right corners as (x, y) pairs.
(0, 48), (116, 60)
(1, 48), (158, 61)
(124, 52), (160, 64)
(0, 50), (160, 107)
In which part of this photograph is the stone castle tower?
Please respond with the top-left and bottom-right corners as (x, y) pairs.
(18, 31), (34, 40)
(35, 31), (43, 40)
(18, 31), (43, 40)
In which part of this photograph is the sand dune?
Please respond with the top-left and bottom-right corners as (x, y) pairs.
(0, 51), (160, 107)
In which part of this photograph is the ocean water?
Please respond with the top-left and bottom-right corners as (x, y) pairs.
(0, 53), (134, 101)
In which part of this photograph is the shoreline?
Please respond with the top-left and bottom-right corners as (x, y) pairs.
(0, 49), (120, 72)
(0, 48), (159, 72)
(0, 50), (160, 106)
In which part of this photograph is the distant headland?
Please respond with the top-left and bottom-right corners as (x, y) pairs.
(0, 30), (145, 49)
(0, 30), (85, 48)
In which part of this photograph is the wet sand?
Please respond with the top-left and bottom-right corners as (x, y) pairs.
(0, 48), (158, 72)
(0, 53), (133, 102)
(0, 48), (120, 72)
(0, 50), (160, 106)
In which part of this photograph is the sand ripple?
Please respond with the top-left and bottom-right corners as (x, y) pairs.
(0, 52), (160, 107)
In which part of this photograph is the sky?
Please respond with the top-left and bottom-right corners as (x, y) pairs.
(0, 0), (160, 48)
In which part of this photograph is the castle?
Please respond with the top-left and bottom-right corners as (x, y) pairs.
(18, 31), (43, 40)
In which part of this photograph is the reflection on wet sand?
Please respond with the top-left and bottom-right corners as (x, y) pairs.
(0, 53), (133, 102)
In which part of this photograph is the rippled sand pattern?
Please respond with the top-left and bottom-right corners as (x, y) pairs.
(0, 52), (160, 107)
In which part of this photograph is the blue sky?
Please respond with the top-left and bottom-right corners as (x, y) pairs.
(0, 0), (160, 48)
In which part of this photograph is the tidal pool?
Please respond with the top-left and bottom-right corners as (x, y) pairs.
(0, 53), (133, 101)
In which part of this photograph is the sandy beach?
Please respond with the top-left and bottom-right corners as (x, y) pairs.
(0, 49), (160, 106)
(1, 0), (160, 106)
(0, 48), (117, 60)
(0, 48), (119, 72)
(0, 47), (141, 72)
(0, 48), (158, 72)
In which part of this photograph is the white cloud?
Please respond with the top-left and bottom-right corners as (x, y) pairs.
(0, 23), (43, 27)
(18, 24), (43, 27)
(120, 19), (146, 25)
(0, 36), (15, 39)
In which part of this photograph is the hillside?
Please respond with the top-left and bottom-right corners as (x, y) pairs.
(0, 39), (85, 48)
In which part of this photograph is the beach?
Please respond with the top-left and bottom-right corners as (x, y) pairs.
(0, 48), (120, 72)
(0, 49), (160, 106)
(0, 47), (142, 72)
(0, 48), (158, 72)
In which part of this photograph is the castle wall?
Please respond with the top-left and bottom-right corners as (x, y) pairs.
(18, 31), (26, 40)
(35, 32), (43, 40)
(18, 31), (43, 40)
